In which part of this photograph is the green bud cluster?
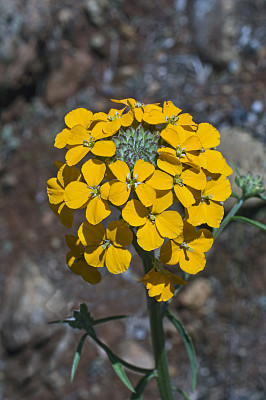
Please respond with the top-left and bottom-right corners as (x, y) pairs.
(112, 125), (160, 170)
(235, 171), (265, 199)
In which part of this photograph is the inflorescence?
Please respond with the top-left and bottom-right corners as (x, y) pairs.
(47, 98), (232, 301)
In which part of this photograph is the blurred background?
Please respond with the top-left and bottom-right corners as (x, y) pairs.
(0, 0), (266, 399)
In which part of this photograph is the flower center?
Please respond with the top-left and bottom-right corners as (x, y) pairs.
(102, 239), (111, 250)
(147, 213), (156, 224)
(134, 101), (145, 108)
(83, 137), (95, 148)
(108, 111), (120, 121)
(166, 114), (179, 124)
(88, 185), (101, 198)
(176, 145), (186, 158)
(126, 173), (141, 189)
(201, 193), (213, 203)
(180, 242), (193, 252)
(173, 174), (183, 186)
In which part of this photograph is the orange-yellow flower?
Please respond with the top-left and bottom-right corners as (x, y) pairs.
(187, 123), (229, 174)
(186, 176), (232, 227)
(158, 126), (202, 169)
(64, 159), (111, 225)
(78, 220), (133, 274)
(54, 108), (93, 149)
(143, 100), (196, 128)
(108, 159), (156, 206)
(147, 163), (206, 208)
(122, 196), (183, 251)
(91, 108), (134, 138)
(140, 267), (187, 302)
(65, 124), (116, 166)
(111, 98), (161, 122)
(66, 234), (101, 284)
(47, 163), (81, 228)
(160, 221), (213, 274)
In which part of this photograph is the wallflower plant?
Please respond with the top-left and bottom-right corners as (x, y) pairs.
(47, 99), (266, 399)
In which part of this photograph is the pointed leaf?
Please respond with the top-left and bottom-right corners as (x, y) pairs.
(71, 333), (88, 382)
(231, 216), (266, 232)
(130, 372), (156, 400)
(107, 351), (135, 392)
(174, 387), (192, 400)
(166, 310), (197, 391)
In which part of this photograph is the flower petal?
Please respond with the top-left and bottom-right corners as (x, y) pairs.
(196, 123), (220, 148)
(84, 245), (106, 268)
(86, 197), (111, 225)
(67, 125), (89, 145)
(47, 178), (64, 204)
(204, 150), (226, 173)
(135, 183), (156, 207)
(64, 181), (90, 208)
(109, 181), (130, 206)
(57, 164), (81, 188)
(54, 128), (70, 149)
(78, 221), (105, 246)
(160, 240), (181, 265)
(174, 184), (196, 208)
(133, 159), (155, 182)
(65, 146), (90, 166)
(91, 140), (116, 157)
(146, 170), (173, 190)
(106, 220), (133, 247)
(190, 228), (213, 252)
(108, 160), (130, 182)
(65, 108), (93, 128)
(122, 199), (149, 226)
(155, 210), (183, 239)
(163, 101), (182, 118)
(105, 246), (131, 274)
(137, 221), (163, 251)
(80, 263), (102, 284)
(179, 249), (206, 274)
(82, 159), (106, 187)
(182, 168), (206, 190)
(157, 153), (182, 176)
(205, 177), (231, 201)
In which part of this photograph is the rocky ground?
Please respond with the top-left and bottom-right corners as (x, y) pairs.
(0, 0), (266, 399)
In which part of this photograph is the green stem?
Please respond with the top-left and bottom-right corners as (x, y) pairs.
(132, 231), (173, 399)
(213, 198), (244, 240)
(147, 297), (174, 400)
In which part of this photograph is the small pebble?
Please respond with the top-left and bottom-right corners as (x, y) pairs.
(251, 100), (264, 114)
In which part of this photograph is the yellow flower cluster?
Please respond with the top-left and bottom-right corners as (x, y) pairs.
(47, 98), (232, 301)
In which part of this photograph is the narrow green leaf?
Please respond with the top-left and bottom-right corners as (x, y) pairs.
(174, 387), (192, 400)
(231, 216), (266, 232)
(71, 333), (88, 382)
(130, 372), (156, 400)
(93, 315), (127, 326)
(166, 310), (197, 391)
(107, 351), (135, 393)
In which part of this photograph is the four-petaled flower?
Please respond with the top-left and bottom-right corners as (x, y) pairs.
(140, 267), (187, 302)
(66, 234), (101, 284)
(78, 220), (133, 274)
(160, 221), (213, 274)
(122, 195), (183, 251)
(108, 159), (156, 206)
(64, 159), (111, 225)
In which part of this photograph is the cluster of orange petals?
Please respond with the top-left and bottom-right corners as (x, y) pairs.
(47, 98), (232, 301)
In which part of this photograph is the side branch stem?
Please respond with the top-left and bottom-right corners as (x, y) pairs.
(213, 198), (244, 240)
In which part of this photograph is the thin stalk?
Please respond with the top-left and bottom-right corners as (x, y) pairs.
(213, 198), (244, 240)
(132, 231), (173, 399)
